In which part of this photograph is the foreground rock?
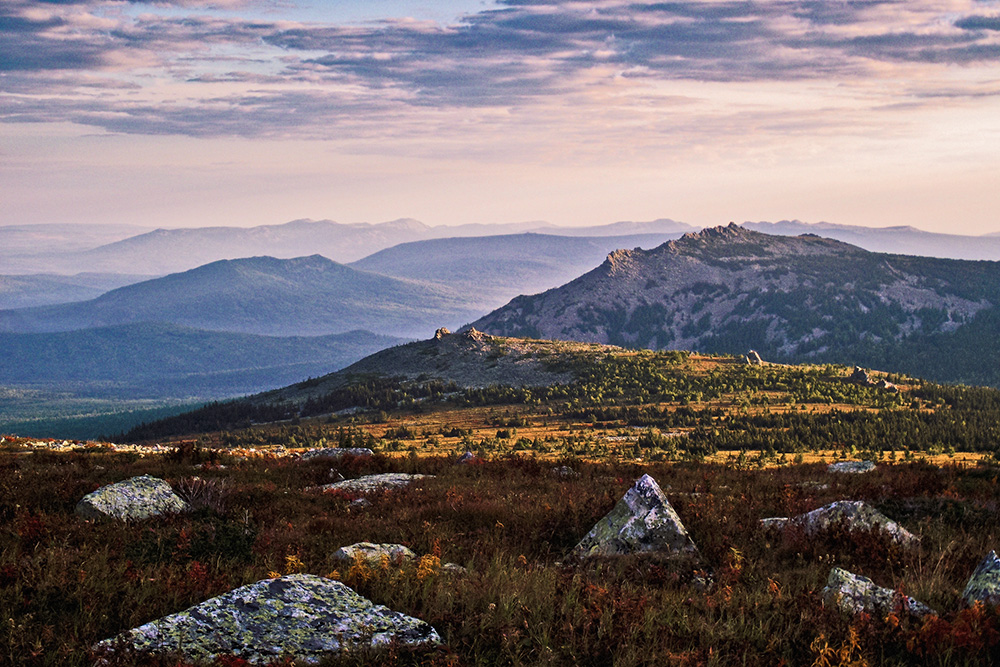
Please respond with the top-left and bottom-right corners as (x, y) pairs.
(828, 460), (876, 474)
(300, 448), (374, 460)
(572, 474), (698, 559)
(315, 473), (434, 494)
(763, 500), (918, 548)
(822, 567), (934, 618)
(962, 550), (1000, 607)
(333, 543), (417, 566)
(76, 475), (191, 521)
(95, 574), (440, 664)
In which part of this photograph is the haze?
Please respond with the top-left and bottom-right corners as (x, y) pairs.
(2, 0), (999, 233)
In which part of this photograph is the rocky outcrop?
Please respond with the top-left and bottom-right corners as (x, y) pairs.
(75, 475), (190, 521)
(822, 567), (934, 618)
(456, 451), (478, 465)
(300, 448), (373, 460)
(433, 327), (451, 340)
(95, 574), (440, 664)
(572, 474), (698, 559)
(828, 460), (876, 474)
(851, 366), (872, 385)
(314, 473), (434, 494)
(962, 550), (1000, 607)
(763, 500), (919, 548)
(333, 543), (417, 566)
(746, 350), (763, 366)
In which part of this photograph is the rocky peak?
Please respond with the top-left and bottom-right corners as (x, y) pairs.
(434, 327), (451, 340)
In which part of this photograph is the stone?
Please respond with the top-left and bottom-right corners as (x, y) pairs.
(828, 460), (876, 474)
(315, 473), (434, 494)
(571, 474), (698, 559)
(456, 451), (478, 465)
(851, 366), (872, 385)
(75, 475), (191, 521)
(95, 574), (440, 664)
(875, 379), (898, 392)
(760, 517), (789, 531)
(333, 543), (417, 566)
(300, 448), (374, 461)
(746, 350), (763, 366)
(783, 500), (919, 548)
(433, 327), (451, 340)
(552, 465), (580, 478)
(822, 567), (934, 618)
(962, 550), (1000, 607)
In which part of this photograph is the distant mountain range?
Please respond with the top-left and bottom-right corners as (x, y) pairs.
(469, 224), (1000, 387)
(0, 255), (478, 338)
(0, 272), (155, 310)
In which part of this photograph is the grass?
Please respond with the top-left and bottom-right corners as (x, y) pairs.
(3, 446), (1000, 666)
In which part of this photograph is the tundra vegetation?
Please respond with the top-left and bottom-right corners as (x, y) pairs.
(3, 343), (1000, 666)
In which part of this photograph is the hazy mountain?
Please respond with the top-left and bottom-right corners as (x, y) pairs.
(0, 273), (154, 310)
(743, 220), (1000, 261)
(468, 224), (1000, 387)
(0, 255), (478, 338)
(0, 323), (406, 400)
(349, 232), (685, 310)
(0, 223), (151, 256)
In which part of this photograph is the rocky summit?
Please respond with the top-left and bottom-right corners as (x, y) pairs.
(572, 474), (698, 558)
(75, 474), (190, 521)
(962, 550), (1000, 607)
(822, 567), (934, 618)
(95, 574), (441, 664)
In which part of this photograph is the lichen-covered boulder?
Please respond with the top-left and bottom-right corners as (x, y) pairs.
(822, 567), (934, 618)
(760, 517), (789, 531)
(962, 550), (1000, 607)
(456, 451), (478, 465)
(95, 574), (440, 664)
(786, 500), (919, 548)
(828, 460), (876, 474)
(75, 475), (190, 521)
(301, 448), (373, 460)
(333, 543), (417, 566)
(572, 474), (698, 558)
(316, 473), (434, 494)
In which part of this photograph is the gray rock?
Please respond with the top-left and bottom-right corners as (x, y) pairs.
(572, 474), (698, 559)
(746, 350), (763, 366)
(962, 550), (1000, 607)
(300, 448), (374, 460)
(333, 543), (417, 566)
(828, 460), (876, 474)
(851, 366), (872, 385)
(552, 465), (580, 478)
(822, 567), (934, 618)
(785, 500), (919, 548)
(760, 517), (789, 531)
(441, 563), (468, 575)
(315, 473), (434, 494)
(456, 451), (477, 465)
(75, 475), (190, 521)
(95, 574), (440, 664)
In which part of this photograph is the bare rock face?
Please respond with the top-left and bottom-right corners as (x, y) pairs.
(75, 475), (190, 521)
(314, 473), (434, 494)
(94, 574), (440, 664)
(828, 460), (876, 474)
(962, 550), (1000, 607)
(822, 567), (934, 618)
(433, 327), (451, 340)
(572, 474), (698, 559)
(333, 543), (417, 566)
(766, 500), (919, 549)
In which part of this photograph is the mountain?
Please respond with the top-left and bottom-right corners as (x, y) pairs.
(0, 323), (406, 400)
(743, 220), (1000, 261)
(0, 223), (151, 256)
(349, 232), (685, 311)
(468, 224), (1000, 387)
(0, 272), (154, 310)
(0, 255), (478, 338)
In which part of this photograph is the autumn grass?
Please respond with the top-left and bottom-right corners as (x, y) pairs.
(3, 448), (1000, 666)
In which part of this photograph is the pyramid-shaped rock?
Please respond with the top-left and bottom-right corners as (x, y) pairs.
(75, 474), (190, 521)
(962, 550), (1000, 607)
(572, 474), (698, 558)
(95, 574), (440, 664)
(822, 567), (934, 618)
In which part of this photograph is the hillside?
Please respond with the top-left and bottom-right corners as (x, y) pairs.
(0, 272), (154, 310)
(468, 224), (1000, 387)
(349, 232), (684, 310)
(0, 255), (478, 338)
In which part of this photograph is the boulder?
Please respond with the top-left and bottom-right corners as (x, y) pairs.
(455, 451), (478, 465)
(772, 500), (918, 548)
(300, 448), (374, 461)
(315, 473), (434, 494)
(828, 460), (876, 474)
(75, 475), (190, 521)
(851, 366), (872, 385)
(95, 574), (440, 664)
(822, 567), (934, 618)
(962, 550), (1000, 607)
(571, 474), (698, 559)
(552, 465), (580, 478)
(746, 350), (763, 366)
(760, 517), (789, 532)
(333, 543), (417, 566)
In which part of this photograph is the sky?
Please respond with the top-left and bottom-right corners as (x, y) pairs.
(2, 0), (1000, 234)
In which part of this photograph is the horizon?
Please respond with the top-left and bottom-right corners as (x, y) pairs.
(2, 1), (999, 234)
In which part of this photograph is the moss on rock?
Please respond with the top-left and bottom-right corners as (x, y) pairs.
(75, 474), (190, 521)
